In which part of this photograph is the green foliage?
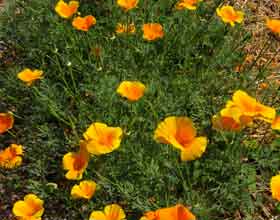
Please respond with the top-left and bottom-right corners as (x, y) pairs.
(0, 0), (280, 220)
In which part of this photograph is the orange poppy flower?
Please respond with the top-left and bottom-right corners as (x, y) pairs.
(12, 194), (44, 220)
(89, 204), (126, 220)
(0, 144), (23, 169)
(117, 0), (138, 11)
(117, 81), (146, 101)
(266, 19), (280, 34)
(140, 204), (196, 220)
(82, 122), (123, 155)
(154, 116), (207, 161)
(55, 0), (79, 19)
(71, 180), (97, 200)
(175, 0), (202, 10)
(72, 15), (96, 31)
(62, 145), (89, 180)
(0, 112), (14, 134)
(216, 6), (244, 26)
(17, 68), (43, 86)
(271, 174), (280, 201)
(272, 116), (280, 130)
(142, 23), (164, 41)
(115, 23), (136, 34)
(212, 114), (242, 132)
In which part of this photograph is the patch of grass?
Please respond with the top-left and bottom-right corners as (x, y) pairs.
(0, 0), (280, 220)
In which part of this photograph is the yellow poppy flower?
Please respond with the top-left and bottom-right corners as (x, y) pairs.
(0, 112), (14, 134)
(230, 90), (276, 122)
(266, 19), (280, 34)
(140, 204), (196, 220)
(17, 68), (43, 86)
(175, 0), (202, 10)
(115, 23), (136, 34)
(117, 81), (145, 101)
(71, 180), (97, 200)
(83, 122), (123, 155)
(142, 23), (164, 41)
(271, 174), (280, 201)
(62, 145), (89, 180)
(212, 90), (277, 131)
(216, 6), (244, 26)
(12, 194), (44, 220)
(72, 15), (96, 31)
(272, 116), (280, 130)
(89, 204), (126, 220)
(0, 144), (23, 169)
(154, 116), (207, 161)
(55, 0), (79, 19)
(117, 0), (138, 11)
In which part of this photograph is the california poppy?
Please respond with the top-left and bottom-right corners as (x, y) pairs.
(117, 81), (145, 101)
(212, 90), (276, 131)
(0, 144), (23, 169)
(83, 122), (123, 155)
(55, 0), (79, 19)
(117, 0), (138, 11)
(89, 204), (126, 220)
(140, 204), (196, 220)
(71, 180), (97, 200)
(266, 19), (280, 34)
(63, 145), (89, 180)
(0, 112), (14, 134)
(229, 90), (275, 122)
(154, 116), (207, 161)
(175, 0), (202, 10)
(72, 15), (96, 31)
(17, 68), (43, 86)
(142, 23), (164, 41)
(212, 114), (242, 132)
(12, 194), (44, 220)
(216, 6), (244, 26)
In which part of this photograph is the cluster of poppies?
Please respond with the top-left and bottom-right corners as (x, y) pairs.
(212, 90), (280, 132)
(0, 113), (24, 169)
(54, 0), (280, 38)
(1, 0), (280, 219)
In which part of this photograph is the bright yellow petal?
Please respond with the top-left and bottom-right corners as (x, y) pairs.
(13, 201), (31, 217)
(154, 116), (179, 145)
(180, 137), (207, 161)
(89, 211), (107, 220)
(66, 170), (82, 180)
(71, 184), (83, 199)
(271, 174), (280, 201)
(63, 152), (75, 170)
(104, 204), (126, 220)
